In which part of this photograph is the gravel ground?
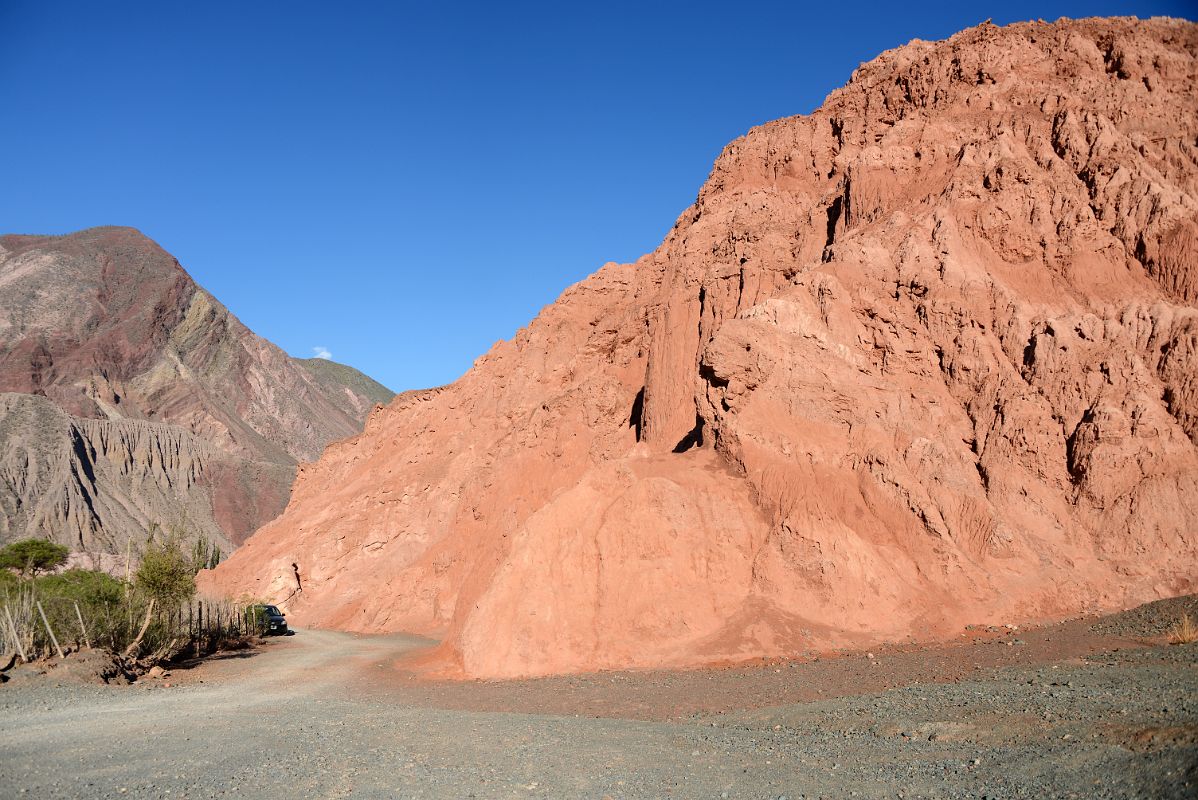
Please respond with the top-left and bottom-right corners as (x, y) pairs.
(1, 599), (1195, 799)
(1088, 594), (1198, 638)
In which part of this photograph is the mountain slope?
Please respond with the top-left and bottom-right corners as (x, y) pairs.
(294, 358), (395, 412)
(203, 17), (1198, 678)
(0, 227), (387, 552)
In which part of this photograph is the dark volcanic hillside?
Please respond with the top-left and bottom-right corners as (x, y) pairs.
(208, 17), (1198, 679)
(0, 226), (393, 553)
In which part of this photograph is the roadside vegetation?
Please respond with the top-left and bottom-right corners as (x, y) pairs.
(0, 534), (267, 677)
(1168, 612), (1197, 645)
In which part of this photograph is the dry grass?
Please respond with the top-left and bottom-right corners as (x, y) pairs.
(1167, 613), (1197, 645)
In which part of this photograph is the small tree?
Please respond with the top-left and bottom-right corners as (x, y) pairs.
(0, 538), (69, 576)
(135, 538), (195, 609)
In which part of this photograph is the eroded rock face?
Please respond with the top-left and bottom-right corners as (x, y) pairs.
(0, 393), (294, 552)
(0, 227), (393, 553)
(203, 17), (1198, 677)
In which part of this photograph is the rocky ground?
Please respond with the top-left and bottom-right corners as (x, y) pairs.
(1, 598), (1195, 799)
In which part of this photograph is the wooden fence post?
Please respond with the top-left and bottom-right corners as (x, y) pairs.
(36, 601), (65, 659)
(3, 606), (27, 662)
(74, 601), (91, 649)
(1, 606), (13, 654)
(122, 598), (156, 659)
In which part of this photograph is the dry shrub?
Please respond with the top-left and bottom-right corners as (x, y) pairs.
(1168, 613), (1197, 645)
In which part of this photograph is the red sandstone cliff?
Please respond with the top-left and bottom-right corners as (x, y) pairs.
(0, 227), (394, 553)
(202, 17), (1198, 678)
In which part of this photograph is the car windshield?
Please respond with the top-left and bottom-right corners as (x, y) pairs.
(264, 605), (282, 616)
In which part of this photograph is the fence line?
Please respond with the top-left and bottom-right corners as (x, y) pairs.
(0, 591), (270, 664)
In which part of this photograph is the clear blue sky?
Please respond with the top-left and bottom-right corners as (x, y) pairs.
(2, 1), (1192, 392)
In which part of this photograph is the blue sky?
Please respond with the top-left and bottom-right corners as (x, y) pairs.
(2, 1), (1193, 392)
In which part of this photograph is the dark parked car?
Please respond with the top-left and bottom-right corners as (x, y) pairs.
(250, 604), (289, 635)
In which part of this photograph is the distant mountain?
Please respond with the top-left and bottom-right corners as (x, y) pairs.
(294, 358), (395, 410)
(0, 226), (390, 554)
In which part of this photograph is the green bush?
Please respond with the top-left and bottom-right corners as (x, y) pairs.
(0, 568), (130, 654)
(0, 538), (69, 576)
(31, 569), (128, 651)
(135, 538), (195, 609)
(37, 569), (125, 607)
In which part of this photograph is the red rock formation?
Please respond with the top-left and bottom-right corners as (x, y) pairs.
(202, 17), (1198, 678)
(0, 227), (393, 552)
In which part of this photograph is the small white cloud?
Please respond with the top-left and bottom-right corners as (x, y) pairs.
(312, 346), (332, 360)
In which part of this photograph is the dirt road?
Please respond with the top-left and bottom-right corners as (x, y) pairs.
(1, 602), (1196, 799)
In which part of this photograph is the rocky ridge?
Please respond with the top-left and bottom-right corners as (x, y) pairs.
(203, 17), (1198, 678)
(0, 227), (393, 553)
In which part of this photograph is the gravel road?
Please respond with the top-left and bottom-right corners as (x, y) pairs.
(1, 601), (1196, 799)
